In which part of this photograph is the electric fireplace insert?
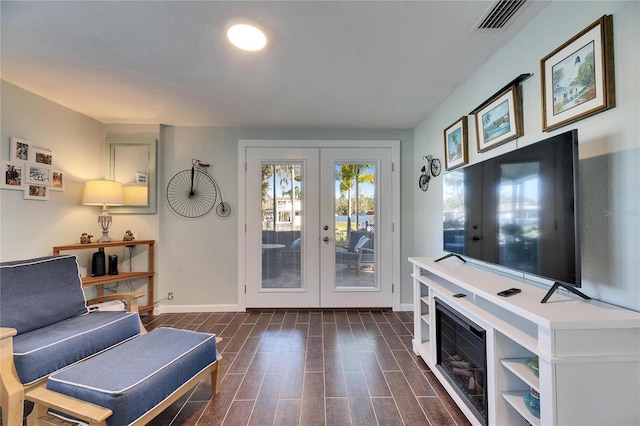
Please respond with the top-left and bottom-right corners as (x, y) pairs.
(436, 300), (488, 425)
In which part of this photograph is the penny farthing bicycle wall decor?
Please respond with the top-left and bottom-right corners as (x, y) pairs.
(166, 158), (231, 219)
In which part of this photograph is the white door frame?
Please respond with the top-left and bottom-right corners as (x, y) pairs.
(238, 140), (401, 311)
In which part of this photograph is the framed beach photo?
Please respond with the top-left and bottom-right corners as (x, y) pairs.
(444, 116), (468, 171)
(541, 15), (615, 132)
(475, 85), (523, 153)
(26, 162), (53, 186)
(51, 169), (65, 191)
(33, 147), (54, 165)
(1, 160), (26, 190)
(23, 184), (49, 201)
(10, 137), (32, 162)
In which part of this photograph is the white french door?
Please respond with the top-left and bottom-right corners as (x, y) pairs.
(245, 147), (321, 307)
(240, 141), (398, 309)
(319, 147), (393, 307)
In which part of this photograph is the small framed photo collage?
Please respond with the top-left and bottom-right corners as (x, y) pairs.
(4, 137), (65, 201)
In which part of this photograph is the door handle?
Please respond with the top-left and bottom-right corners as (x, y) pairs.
(323, 236), (329, 243)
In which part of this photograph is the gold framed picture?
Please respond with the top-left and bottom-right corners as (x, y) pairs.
(474, 85), (523, 153)
(444, 116), (468, 171)
(541, 15), (615, 132)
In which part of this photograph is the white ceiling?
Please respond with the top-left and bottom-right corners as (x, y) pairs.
(0, 1), (549, 129)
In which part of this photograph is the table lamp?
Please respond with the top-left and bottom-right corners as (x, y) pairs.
(83, 180), (124, 243)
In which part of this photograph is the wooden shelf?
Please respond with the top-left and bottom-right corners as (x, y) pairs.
(82, 271), (154, 287)
(53, 239), (155, 252)
(54, 240), (155, 315)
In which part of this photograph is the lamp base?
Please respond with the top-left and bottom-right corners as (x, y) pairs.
(97, 209), (113, 243)
(97, 231), (113, 243)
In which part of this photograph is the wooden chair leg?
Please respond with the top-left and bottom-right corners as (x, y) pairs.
(1, 328), (25, 426)
(26, 400), (47, 426)
(1, 394), (24, 426)
(211, 354), (222, 395)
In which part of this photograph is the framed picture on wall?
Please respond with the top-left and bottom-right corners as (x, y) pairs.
(10, 137), (32, 162)
(1, 160), (26, 190)
(474, 85), (523, 153)
(51, 169), (65, 191)
(33, 147), (54, 166)
(541, 15), (615, 132)
(443, 116), (468, 171)
(23, 184), (49, 201)
(26, 162), (53, 186)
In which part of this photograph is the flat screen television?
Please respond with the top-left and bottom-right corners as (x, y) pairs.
(440, 129), (588, 303)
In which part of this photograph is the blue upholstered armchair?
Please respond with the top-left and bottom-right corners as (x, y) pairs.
(0, 255), (145, 426)
(335, 231), (375, 275)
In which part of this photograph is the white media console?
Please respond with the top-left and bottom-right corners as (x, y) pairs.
(410, 257), (640, 426)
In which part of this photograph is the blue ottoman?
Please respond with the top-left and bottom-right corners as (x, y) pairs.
(35, 327), (221, 425)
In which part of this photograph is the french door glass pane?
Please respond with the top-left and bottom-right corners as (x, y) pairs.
(261, 163), (302, 289)
(334, 162), (376, 288)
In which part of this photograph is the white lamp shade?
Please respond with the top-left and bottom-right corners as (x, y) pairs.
(123, 185), (148, 206)
(83, 180), (124, 206)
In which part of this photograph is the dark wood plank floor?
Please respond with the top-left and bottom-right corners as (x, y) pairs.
(142, 310), (470, 426)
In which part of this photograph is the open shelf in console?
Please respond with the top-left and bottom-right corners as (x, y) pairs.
(412, 263), (433, 361)
(500, 359), (539, 392)
(502, 391), (540, 426)
(418, 287), (431, 351)
(495, 330), (541, 425)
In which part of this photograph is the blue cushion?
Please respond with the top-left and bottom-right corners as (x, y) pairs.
(47, 327), (218, 426)
(345, 231), (374, 252)
(13, 311), (140, 385)
(360, 252), (375, 262)
(0, 255), (88, 334)
(336, 251), (374, 262)
(336, 251), (358, 262)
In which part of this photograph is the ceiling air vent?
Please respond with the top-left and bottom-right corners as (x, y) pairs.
(475, 0), (527, 30)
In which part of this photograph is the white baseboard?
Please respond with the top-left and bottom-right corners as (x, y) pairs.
(399, 302), (414, 311)
(153, 304), (243, 314)
(152, 303), (413, 314)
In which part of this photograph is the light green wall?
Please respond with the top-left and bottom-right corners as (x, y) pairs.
(158, 126), (414, 309)
(1, 81), (414, 309)
(413, 1), (640, 311)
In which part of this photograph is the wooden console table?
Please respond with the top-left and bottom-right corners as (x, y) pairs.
(53, 240), (155, 314)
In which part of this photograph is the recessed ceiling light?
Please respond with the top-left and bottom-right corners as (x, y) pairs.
(227, 22), (267, 51)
